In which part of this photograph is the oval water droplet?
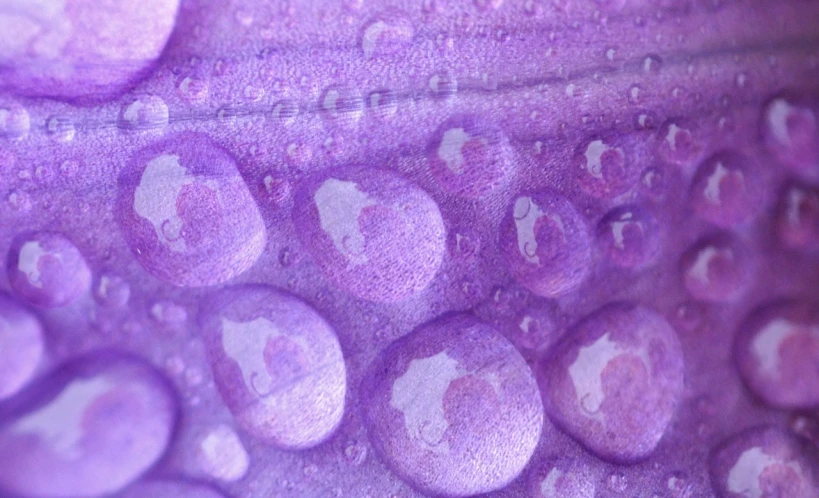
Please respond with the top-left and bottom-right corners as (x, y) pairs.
(655, 119), (704, 168)
(200, 285), (346, 449)
(689, 150), (763, 227)
(500, 190), (592, 297)
(292, 166), (446, 302)
(93, 273), (130, 308)
(46, 116), (76, 142)
(361, 12), (414, 59)
(761, 93), (819, 178)
(541, 303), (684, 462)
(775, 181), (819, 252)
(362, 315), (542, 497)
(0, 103), (30, 140)
(596, 205), (660, 268)
(118, 95), (170, 132)
(429, 73), (458, 100)
(0, 351), (178, 497)
(320, 86), (364, 123)
(575, 136), (642, 199)
(6, 231), (91, 308)
(528, 456), (596, 498)
(195, 424), (250, 482)
(427, 114), (513, 198)
(679, 231), (753, 303)
(116, 132), (267, 287)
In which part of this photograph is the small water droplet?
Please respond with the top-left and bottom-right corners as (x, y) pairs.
(150, 300), (188, 325)
(344, 441), (367, 465)
(429, 73), (458, 99)
(118, 95), (169, 131)
(94, 274), (130, 308)
(0, 103), (30, 140)
(320, 86), (364, 123)
(46, 116), (75, 142)
(606, 471), (628, 492)
(176, 76), (209, 103)
(642, 54), (663, 74)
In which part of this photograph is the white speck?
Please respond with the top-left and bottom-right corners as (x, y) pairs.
(314, 178), (377, 266)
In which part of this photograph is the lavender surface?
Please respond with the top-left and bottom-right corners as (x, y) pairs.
(1, 0), (819, 497)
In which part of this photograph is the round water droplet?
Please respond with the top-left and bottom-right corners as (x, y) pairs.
(500, 190), (592, 297)
(6, 231), (91, 308)
(606, 471), (628, 492)
(655, 119), (704, 168)
(46, 116), (76, 142)
(541, 303), (684, 462)
(362, 314), (543, 497)
(575, 136), (642, 199)
(775, 180), (819, 252)
(344, 441), (368, 466)
(272, 99), (299, 122)
(292, 166), (446, 302)
(93, 273), (131, 308)
(0, 1), (180, 101)
(120, 479), (226, 498)
(118, 95), (170, 131)
(596, 205), (660, 268)
(200, 285), (346, 449)
(679, 231), (753, 303)
(116, 133), (267, 287)
(689, 150), (763, 227)
(528, 456), (595, 498)
(150, 300), (187, 325)
(709, 426), (819, 498)
(640, 166), (667, 201)
(320, 86), (364, 123)
(195, 424), (249, 482)
(735, 300), (819, 409)
(0, 103), (30, 140)
(361, 12), (414, 59)
(761, 93), (819, 178)
(0, 293), (44, 401)
(367, 89), (398, 118)
(0, 351), (178, 497)
(642, 54), (663, 74)
(427, 114), (513, 198)
(177, 76), (209, 104)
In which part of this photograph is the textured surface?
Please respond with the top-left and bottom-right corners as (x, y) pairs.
(0, 0), (818, 497)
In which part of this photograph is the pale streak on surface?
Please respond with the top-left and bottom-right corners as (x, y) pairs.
(12, 377), (113, 460)
(134, 154), (192, 253)
(314, 178), (377, 266)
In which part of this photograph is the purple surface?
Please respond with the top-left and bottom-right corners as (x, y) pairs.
(0, 0), (818, 497)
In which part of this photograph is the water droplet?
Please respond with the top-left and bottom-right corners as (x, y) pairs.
(201, 286), (346, 449)
(361, 12), (414, 59)
(606, 471), (628, 492)
(735, 300), (819, 409)
(596, 205), (660, 268)
(689, 150), (763, 227)
(362, 315), (542, 497)
(528, 457), (595, 497)
(116, 133), (267, 287)
(500, 190), (592, 297)
(775, 181), (819, 251)
(0, 293), (44, 401)
(6, 231), (91, 308)
(7, 189), (31, 212)
(243, 85), (264, 102)
(272, 99), (299, 123)
(46, 116), (75, 142)
(176, 76), (209, 103)
(93, 274), (130, 308)
(761, 93), (819, 178)
(320, 86), (364, 123)
(263, 175), (292, 205)
(60, 160), (79, 177)
(292, 166), (446, 302)
(640, 166), (667, 201)
(628, 84), (644, 104)
(542, 303), (684, 462)
(429, 73), (458, 100)
(426, 114), (513, 198)
(709, 426), (818, 498)
(118, 95), (170, 131)
(196, 424), (249, 482)
(642, 54), (663, 74)
(0, 351), (177, 497)
(367, 89), (398, 118)
(667, 472), (694, 498)
(679, 231), (753, 303)
(344, 441), (368, 465)
(150, 300), (187, 325)
(655, 119), (704, 168)
(0, 103), (30, 140)
(575, 136), (641, 199)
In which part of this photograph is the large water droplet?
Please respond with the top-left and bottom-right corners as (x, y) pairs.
(709, 426), (819, 498)
(0, 351), (177, 497)
(0, 293), (44, 401)
(596, 205), (660, 268)
(426, 114), (513, 198)
(735, 300), (819, 409)
(679, 231), (753, 303)
(362, 315), (542, 496)
(500, 190), (592, 297)
(200, 285), (346, 449)
(116, 132), (267, 287)
(6, 231), (91, 308)
(292, 166), (446, 302)
(541, 303), (684, 462)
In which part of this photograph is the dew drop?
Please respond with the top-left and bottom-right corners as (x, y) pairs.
(596, 205), (660, 268)
(0, 103), (30, 140)
(46, 116), (75, 142)
(118, 95), (170, 131)
(679, 231), (753, 303)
